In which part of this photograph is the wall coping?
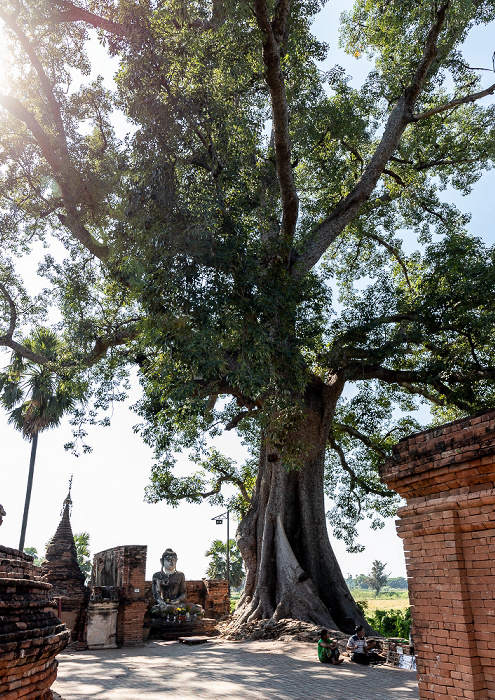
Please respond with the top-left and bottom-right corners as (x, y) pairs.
(379, 407), (495, 500)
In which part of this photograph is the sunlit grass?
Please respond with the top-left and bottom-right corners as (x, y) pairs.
(363, 597), (410, 614)
(351, 588), (410, 613)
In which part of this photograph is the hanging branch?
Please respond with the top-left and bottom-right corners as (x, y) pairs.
(334, 422), (387, 458)
(45, 0), (128, 37)
(328, 431), (392, 498)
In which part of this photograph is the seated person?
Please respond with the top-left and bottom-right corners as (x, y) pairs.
(346, 625), (381, 665)
(318, 629), (344, 665)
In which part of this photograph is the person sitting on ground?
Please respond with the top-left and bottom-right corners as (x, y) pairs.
(346, 625), (381, 665)
(318, 629), (344, 665)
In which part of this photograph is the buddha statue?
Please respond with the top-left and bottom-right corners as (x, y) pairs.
(152, 548), (203, 617)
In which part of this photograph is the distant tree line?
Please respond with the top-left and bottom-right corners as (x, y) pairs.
(346, 565), (408, 592)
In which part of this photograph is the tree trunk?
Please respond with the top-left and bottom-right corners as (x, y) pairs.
(233, 378), (372, 634)
(19, 432), (38, 552)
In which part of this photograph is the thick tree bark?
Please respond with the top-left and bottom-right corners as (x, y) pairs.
(233, 378), (372, 634)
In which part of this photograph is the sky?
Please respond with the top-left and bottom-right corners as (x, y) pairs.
(1, 1), (495, 584)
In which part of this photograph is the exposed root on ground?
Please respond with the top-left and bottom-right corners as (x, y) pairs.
(217, 617), (349, 643)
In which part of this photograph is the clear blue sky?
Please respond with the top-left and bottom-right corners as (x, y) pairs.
(1, 1), (494, 582)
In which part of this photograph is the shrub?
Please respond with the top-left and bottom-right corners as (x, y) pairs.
(366, 607), (411, 639)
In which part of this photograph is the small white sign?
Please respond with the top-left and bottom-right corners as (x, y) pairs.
(134, 588), (140, 593)
(396, 646), (403, 655)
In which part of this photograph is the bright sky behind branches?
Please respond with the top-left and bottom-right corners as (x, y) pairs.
(1, 0), (495, 582)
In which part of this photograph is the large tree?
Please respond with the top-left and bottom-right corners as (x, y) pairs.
(1, 0), (495, 632)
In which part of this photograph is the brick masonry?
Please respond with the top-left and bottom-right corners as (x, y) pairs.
(91, 545), (148, 647)
(40, 494), (88, 645)
(144, 578), (229, 620)
(0, 506), (70, 700)
(380, 408), (495, 700)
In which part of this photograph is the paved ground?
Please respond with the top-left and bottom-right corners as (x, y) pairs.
(53, 639), (419, 700)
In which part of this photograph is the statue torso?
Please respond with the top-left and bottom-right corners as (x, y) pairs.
(152, 570), (185, 601)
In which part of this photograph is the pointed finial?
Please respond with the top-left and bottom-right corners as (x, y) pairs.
(60, 475), (73, 517)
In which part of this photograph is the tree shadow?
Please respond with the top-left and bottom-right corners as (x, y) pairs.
(54, 641), (419, 699)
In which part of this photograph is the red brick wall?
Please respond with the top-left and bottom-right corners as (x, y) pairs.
(92, 545), (148, 646)
(380, 408), (495, 700)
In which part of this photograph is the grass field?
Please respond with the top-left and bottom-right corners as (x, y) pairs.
(351, 589), (410, 614)
(359, 597), (410, 613)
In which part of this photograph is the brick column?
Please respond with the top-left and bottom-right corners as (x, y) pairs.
(91, 545), (148, 646)
(380, 409), (495, 700)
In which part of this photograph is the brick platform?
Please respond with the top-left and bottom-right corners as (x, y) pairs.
(149, 617), (217, 640)
(0, 544), (70, 699)
(380, 408), (495, 700)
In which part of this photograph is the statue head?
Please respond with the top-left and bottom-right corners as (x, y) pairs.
(161, 548), (178, 573)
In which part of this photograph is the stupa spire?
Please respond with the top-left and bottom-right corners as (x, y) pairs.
(40, 479), (89, 644)
(42, 479), (83, 581)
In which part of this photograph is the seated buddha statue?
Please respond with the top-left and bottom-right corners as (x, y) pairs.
(152, 548), (203, 617)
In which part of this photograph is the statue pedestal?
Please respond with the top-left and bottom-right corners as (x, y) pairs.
(149, 617), (217, 640)
(86, 600), (119, 649)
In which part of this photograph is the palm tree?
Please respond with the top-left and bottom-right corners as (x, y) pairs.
(0, 328), (85, 550)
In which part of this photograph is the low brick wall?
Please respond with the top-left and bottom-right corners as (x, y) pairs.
(380, 408), (495, 700)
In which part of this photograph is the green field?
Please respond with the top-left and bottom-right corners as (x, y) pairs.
(350, 588), (408, 599)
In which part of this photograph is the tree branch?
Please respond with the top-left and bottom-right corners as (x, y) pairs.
(413, 81), (495, 121)
(328, 431), (392, 497)
(0, 93), (109, 261)
(365, 232), (412, 289)
(346, 363), (484, 412)
(57, 213), (109, 262)
(0, 9), (69, 159)
(225, 408), (258, 431)
(0, 283), (17, 339)
(253, 0), (299, 247)
(0, 324), (139, 370)
(0, 93), (63, 174)
(294, 2), (451, 277)
(335, 422), (387, 458)
(45, 1), (128, 37)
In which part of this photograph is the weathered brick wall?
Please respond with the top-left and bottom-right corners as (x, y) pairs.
(0, 540), (69, 699)
(92, 545), (148, 646)
(380, 408), (495, 700)
(144, 578), (229, 620)
(203, 579), (229, 619)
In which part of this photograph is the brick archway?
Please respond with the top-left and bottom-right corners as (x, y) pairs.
(380, 409), (495, 700)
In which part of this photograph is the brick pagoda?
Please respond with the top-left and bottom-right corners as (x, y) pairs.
(380, 408), (495, 700)
(41, 491), (88, 644)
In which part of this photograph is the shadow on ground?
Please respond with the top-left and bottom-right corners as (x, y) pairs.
(53, 639), (419, 700)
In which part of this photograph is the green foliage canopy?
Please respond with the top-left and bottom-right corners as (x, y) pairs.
(205, 537), (245, 589)
(1, 0), (495, 547)
(74, 531), (92, 582)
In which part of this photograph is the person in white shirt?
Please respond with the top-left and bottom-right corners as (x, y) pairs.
(346, 625), (380, 665)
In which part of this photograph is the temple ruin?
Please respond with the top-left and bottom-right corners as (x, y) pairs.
(380, 407), (495, 700)
(0, 504), (69, 700)
(40, 491), (88, 646)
